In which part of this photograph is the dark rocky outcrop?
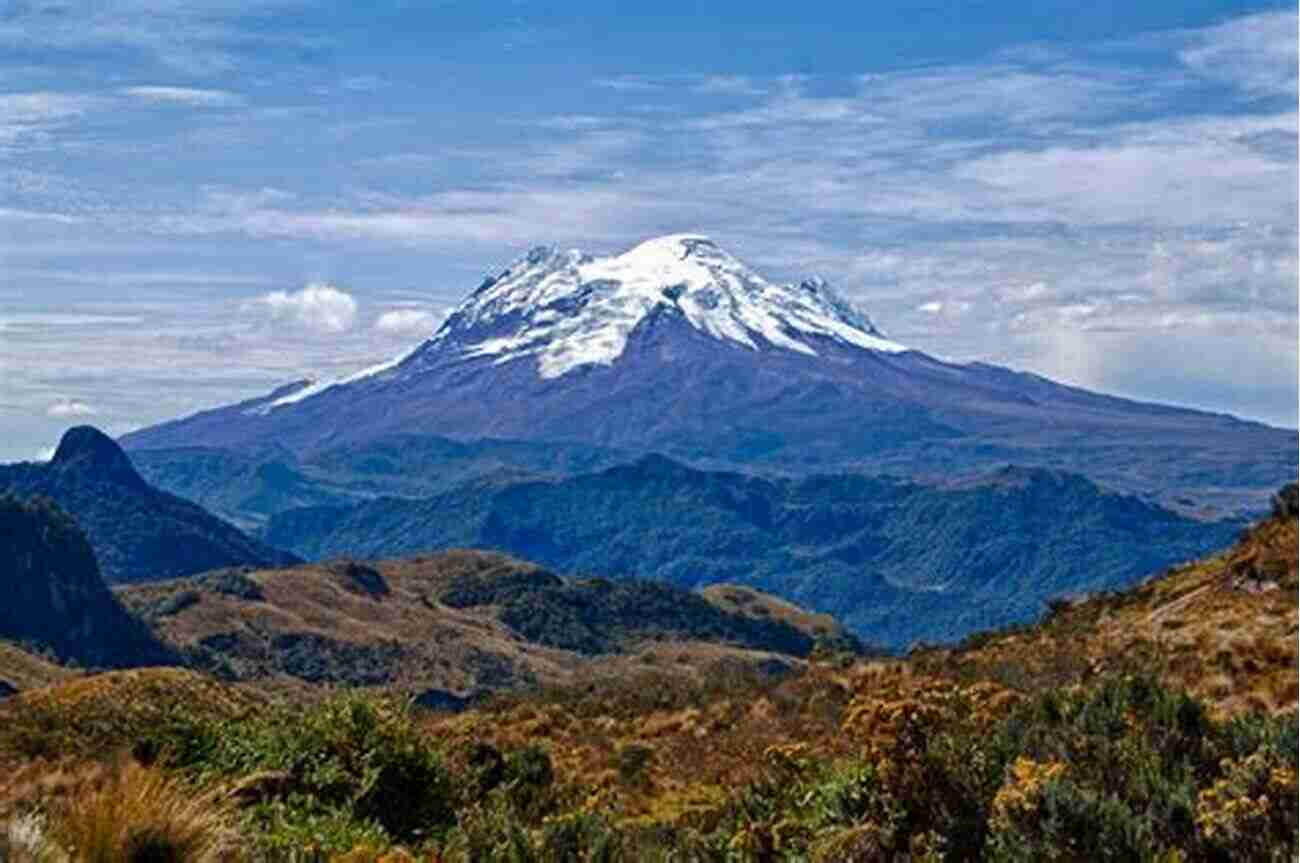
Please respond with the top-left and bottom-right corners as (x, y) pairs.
(0, 495), (175, 667)
(413, 688), (477, 712)
(0, 426), (296, 584)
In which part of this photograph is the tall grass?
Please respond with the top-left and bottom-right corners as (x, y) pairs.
(49, 758), (231, 863)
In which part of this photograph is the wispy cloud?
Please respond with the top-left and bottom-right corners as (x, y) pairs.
(0, 91), (102, 151)
(0, 0), (316, 76)
(0, 206), (82, 224)
(596, 73), (767, 96)
(340, 75), (388, 92)
(121, 86), (245, 107)
(1178, 10), (1298, 97)
(2, 7), (1296, 458)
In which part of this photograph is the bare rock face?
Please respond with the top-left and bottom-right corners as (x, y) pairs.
(51, 425), (149, 491)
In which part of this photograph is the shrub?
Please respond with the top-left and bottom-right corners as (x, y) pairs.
(194, 569), (265, 601)
(537, 812), (624, 863)
(501, 745), (558, 822)
(1270, 482), (1298, 519)
(987, 775), (1157, 861)
(1195, 751), (1298, 861)
(615, 745), (653, 788)
(238, 805), (388, 860)
(159, 697), (455, 848)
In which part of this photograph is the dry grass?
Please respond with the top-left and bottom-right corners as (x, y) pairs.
(47, 758), (233, 863)
(0, 669), (263, 770)
(0, 641), (79, 693)
(1, 505), (1291, 856)
(114, 552), (822, 700)
(2, 758), (235, 863)
(423, 662), (862, 826)
(913, 509), (1299, 717)
(696, 584), (847, 641)
(1, 811), (61, 862)
(415, 509), (1299, 828)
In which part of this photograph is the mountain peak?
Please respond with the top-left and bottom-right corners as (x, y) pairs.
(50, 425), (147, 490)
(427, 234), (906, 379)
(625, 232), (717, 255)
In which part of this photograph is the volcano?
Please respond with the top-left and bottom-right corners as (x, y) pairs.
(122, 235), (1294, 515)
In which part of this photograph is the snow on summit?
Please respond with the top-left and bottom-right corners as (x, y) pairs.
(251, 235), (907, 414)
(432, 234), (906, 379)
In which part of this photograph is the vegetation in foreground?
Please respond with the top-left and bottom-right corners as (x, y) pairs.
(0, 672), (1295, 861)
(0, 488), (1293, 861)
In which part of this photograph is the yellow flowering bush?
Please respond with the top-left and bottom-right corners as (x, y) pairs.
(989, 756), (1068, 832)
(1196, 752), (1298, 859)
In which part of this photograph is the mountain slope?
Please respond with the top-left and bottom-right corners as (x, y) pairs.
(916, 482), (1300, 716)
(262, 456), (1238, 648)
(0, 495), (174, 669)
(0, 641), (76, 694)
(2, 491), (1293, 860)
(128, 435), (638, 531)
(0, 426), (297, 584)
(121, 235), (1294, 517)
(115, 552), (860, 697)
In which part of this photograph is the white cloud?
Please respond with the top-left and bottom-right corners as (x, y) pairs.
(374, 308), (442, 335)
(594, 73), (767, 97)
(248, 283), (358, 334)
(0, 0), (313, 76)
(1, 7), (1296, 451)
(595, 75), (666, 92)
(0, 91), (97, 124)
(0, 91), (101, 151)
(341, 75), (388, 92)
(952, 112), (1297, 227)
(47, 398), (97, 417)
(121, 86), (245, 107)
(1179, 11), (1298, 97)
(0, 206), (82, 224)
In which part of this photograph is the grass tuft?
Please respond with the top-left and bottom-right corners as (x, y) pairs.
(49, 757), (232, 863)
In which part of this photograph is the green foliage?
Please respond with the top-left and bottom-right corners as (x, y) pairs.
(986, 777), (1158, 862)
(443, 808), (625, 863)
(239, 804), (389, 859)
(615, 745), (653, 787)
(193, 567), (266, 601)
(501, 746), (558, 822)
(607, 675), (1298, 862)
(11, 669), (1295, 860)
(148, 696), (455, 849)
(262, 456), (1238, 649)
(442, 571), (817, 656)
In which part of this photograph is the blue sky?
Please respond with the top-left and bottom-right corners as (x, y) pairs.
(1, 0), (1296, 459)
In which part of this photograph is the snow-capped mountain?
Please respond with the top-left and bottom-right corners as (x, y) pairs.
(433, 234), (904, 379)
(123, 235), (1295, 515)
(261, 233), (905, 414)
